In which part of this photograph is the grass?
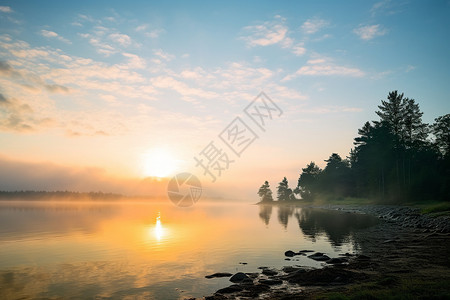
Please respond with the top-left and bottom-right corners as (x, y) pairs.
(418, 202), (450, 215)
(316, 277), (450, 300)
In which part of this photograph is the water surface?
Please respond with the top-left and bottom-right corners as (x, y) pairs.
(0, 200), (378, 299)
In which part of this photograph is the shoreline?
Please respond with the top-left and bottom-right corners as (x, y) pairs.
(200, 203), (450, 299)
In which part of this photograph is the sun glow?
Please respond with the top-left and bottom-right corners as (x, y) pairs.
(142, 148), (177, 178)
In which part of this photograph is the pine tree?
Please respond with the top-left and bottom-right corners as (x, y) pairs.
(277, 177), (292, 201)
(297, 162), (321, 200)
(257, 181), (274, 202)
(432, 114), (450, 158)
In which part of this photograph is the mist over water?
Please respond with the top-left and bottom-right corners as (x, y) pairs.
(0, 200), (378, 299)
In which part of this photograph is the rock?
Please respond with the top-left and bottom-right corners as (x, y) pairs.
(262, 268), (278, 276)
(284, 267), (365, 285)
(205, 272), (233, 279)
(205, 295), (227, 300)
(285, 258), (291, 261)
(245, 272), (260, 279)
(285, 250), (296, 257)
(298, 250), (314, 253)
(308, 252), (331, 261)
(258, 278), (283, 285)
(241, 284), (270, 296)
(326, 257), (347, 264)
(215, 284), (243, 294)
(239, 262), (247, 265)
(229, 272), (249, 283)
(240, 278), (254, 285)
(282, 266), (302, 273)
(356, 254), (370, 260)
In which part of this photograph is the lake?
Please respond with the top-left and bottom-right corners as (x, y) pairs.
(0, 200), (378, 299)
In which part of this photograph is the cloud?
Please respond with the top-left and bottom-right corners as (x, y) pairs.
(353, 24), (387, 40)
(0, 93), (9, 104)
(109, 33), (131, 47)
(0, 60), (13, 74)
(301, 18), (329, 34)
(405, 65), (416, 72)
(241, 16), (291, 47)
(79, 33), (115, 56)
(40, 30), (72, 44)
(0, 6), (12, 13)
(370, 0), (402, 16)
(122, 53), (146, 69)
(145, 29), (164, 38)
(0, 93), (36, 132)
(153, 49), (174, 61)
(44, 84), (70, 93)
(283, 57), (364, 80)
(292, 43), (306, 56)
(151, 76), (217, 100)
(0, 59), (70, 92)
(135, 24), (148, 32)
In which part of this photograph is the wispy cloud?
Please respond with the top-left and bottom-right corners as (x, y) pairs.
(151, 76), (217, 101)
(283, 56), (364, 80)
(109, 33), (131, 47)
(153, 49), (174, 61)
(0, 6), (12, 13)
(135, 24), (164, 38)
(370, 0), (403, 16)
(241, 15), (290, 47)
(301, 18), (329, 34)
(292, 43), (306, 56)
(122, 53), (146, 69)
(353, 24), (387, 40)
(241, 15), (307, 56)
(40, 30), (72, 44)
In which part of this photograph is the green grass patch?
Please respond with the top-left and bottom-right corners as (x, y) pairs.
(419, 202), (450, 215)
(312, 196), (375, 206)
(316, 277), (450, 300)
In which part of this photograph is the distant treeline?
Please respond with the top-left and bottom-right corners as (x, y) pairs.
(0, 190), (125, 201)
(259, 91), (450, 204)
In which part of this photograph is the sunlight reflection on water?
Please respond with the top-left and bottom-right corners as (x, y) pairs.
(0, 200), (379, 300)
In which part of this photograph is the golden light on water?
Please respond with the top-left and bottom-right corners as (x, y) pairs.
(153, 213), (165, 241)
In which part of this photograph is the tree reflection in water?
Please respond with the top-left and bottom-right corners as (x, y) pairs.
(258, 205), (379, 247)
(258, 205), (272, 226)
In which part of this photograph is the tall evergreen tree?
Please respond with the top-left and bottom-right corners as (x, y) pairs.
(433, 114), (450, 158)
(297, 162), (321, 200)
(277, 177), (292, 201)
(402, 98), (428, 147)
(375, 90), (406, 141)
(257, 181), (274, 202)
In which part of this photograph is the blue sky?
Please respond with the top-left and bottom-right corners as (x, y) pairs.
(0, 0), (449, 198)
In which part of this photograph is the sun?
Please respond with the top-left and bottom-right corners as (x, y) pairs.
(142, 148), (177, 178)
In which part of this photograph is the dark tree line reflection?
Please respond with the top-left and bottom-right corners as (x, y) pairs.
(258, 205), (379, 247)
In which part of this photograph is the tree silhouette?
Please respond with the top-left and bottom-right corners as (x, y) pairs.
(433, 114), (450, 158)
(257, 181), (274, 202)
(277, 177), (292, 201)
(296, 162), (321, 200)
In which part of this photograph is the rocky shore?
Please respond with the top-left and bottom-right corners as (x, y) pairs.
(194, 204), (450, 300)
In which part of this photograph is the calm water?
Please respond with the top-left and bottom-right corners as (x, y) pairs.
(0, 200), (378, 299)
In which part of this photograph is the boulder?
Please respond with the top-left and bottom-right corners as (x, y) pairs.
(308, 252), (331, 261)
(205, 272), (233, 279)
(229, 272), (250, 283)
(285, 250), (296, 257)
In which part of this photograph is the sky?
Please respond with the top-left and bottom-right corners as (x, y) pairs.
(0, 0), (449, 200)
